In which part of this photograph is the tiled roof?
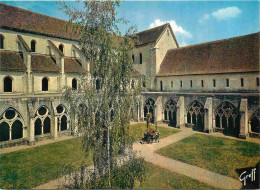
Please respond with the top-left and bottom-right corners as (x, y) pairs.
(157, 32), (260, 76)
(64, 58), (86, 74)
(31, 54), (60, 73)
(0, 51), (26, 72)
(0, 3), (78, 40)
(135, 23), (179, 47)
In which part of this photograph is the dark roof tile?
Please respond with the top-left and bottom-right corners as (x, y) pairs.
(0, 51), (26, 72)
(157, 32), (260, 76)
(64, 57), (86, 74)
(31, 54), (60, 73)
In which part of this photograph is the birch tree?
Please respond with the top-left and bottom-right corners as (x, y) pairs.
(60, 0), (145, 188)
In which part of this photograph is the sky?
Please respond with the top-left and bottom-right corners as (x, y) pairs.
(1, 1), (259, 47)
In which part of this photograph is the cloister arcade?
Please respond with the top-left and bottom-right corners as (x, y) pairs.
(186, 100), (205, 131)
(0, 107), (24, 142)
(164, 99), (177, 127)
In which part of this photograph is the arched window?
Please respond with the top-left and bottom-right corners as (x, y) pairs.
(0, 108), (24, 142)
(132, 54), (134, 62)
(72, 78), (77, 90)
(144, 98), (155, 123)
(42, 77), (48, 91)
(139, 53), (142, 64)
(164, 99), (177, 127)
(215, 101), (239, 136)
(34, 106), (51, 135)
(31, 40), (36, 52)
(187, 100), (205, 131)
(0, 34), (4, 49)
(4, 76), (12, 92)
(59, 44), (64, 53)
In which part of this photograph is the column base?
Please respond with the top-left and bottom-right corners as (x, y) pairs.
(28, 140), (35, 146)
(239, 134), (247, 139)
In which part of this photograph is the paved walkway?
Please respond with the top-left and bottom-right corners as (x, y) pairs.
(33, 127), (242, 189)
(0, 136), (73, 154)
(133, 128), (242, 189)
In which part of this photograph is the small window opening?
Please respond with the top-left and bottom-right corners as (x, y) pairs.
(4, 76), (12, 92)
(42, 77), (48, 91)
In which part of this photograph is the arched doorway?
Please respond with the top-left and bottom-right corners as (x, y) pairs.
(34, 106), (51, 136)
(250, 108), (260, 134)
(187, 100), (205, 131)
(0, 108), (24, 142)
(164, 99), (177, 127)
(215, 101), (239, 137)
(144, 98), (155, 123)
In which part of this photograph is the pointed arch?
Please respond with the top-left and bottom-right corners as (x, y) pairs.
(187, 100), (205, 131)
(250, 108), (260, 133)
(164, 99), (177, 127)
(144, 98), (155, 123)
(215, 101), (239, 136)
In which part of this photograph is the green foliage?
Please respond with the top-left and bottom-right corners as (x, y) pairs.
(60, 0), (145, 188)
(157, 133), (260, 179)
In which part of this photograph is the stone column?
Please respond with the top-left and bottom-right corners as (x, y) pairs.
(239, 98), (248, 139)
(204, 97), (213, 133)
(54, 116), (58, 139)
(29, 118), (35, 145)
(177, 96), (185, 128)
(9, 126), (12, 140)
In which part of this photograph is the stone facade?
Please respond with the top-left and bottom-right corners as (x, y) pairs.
(0, 3), (259, 148)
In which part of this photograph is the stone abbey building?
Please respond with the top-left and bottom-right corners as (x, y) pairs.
(0, 3), (259, 147)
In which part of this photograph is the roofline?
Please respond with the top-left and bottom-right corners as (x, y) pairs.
(155, 23), (179, 48)
(170, 31), (259, 51)
(0, 26), (79, 42)
(157, 70), (260, 77)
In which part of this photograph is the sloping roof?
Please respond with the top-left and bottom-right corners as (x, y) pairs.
(64, 58), (86, 74)
(157, 32), (260, 76)
(135, 23), (179, 47)
(31, 54), (60, 73)
(0, 51), (27, 72)
(0, 3), (78, 40)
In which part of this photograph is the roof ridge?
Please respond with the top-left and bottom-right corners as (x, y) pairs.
(169, 32), (259, 51)
(0, 3), (69, 24)
(135, 23), (169, 35)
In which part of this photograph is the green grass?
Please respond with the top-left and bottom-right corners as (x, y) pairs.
(0, 123), (178, 189)
(134, 162), (217, 189)
(0, 138), (92, 189)
(157, 133), (260, 179)
(129, 123), (180, 142)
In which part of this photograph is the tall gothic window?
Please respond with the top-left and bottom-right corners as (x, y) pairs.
(4, 76), (12, 92)
(0, 34), (4, 49)
(31, 40), (36, 52)
(56, 105), (68, 132)
(59, 44), (64, 53)
(34, 106), (51, 135)
(72, 78), (77, 90)
(139, 53), (142, 64)
(42, 77), (48, 91)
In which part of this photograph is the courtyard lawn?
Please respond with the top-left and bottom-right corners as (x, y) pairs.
(129, 123), (180, 142)
(134, 162), (217, 189)
(156, 133), (260, 179)
(0, 137), (92, 189)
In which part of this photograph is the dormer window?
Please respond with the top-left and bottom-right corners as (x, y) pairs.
(31, 40), (36, 52)
(140, 53), (142, 64)
(0, 34), (4, 49)
(59, 44), (64, 53)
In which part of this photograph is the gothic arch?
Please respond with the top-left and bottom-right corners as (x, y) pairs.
(215, 101), (239, 136)
(0, 107), (25, 142)
(250, 108), (260, 133)
(164, 99), (177, 127)
(144, 98), (155, 123)
(34, 106), (51, 135)
(187, 100), (205, 131)
(56, 104), (68, 132)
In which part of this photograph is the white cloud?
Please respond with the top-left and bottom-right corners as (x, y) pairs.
(212, 6), (242, 21)
(198, 14), (210, 24)
(149, 19), (192, 47)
